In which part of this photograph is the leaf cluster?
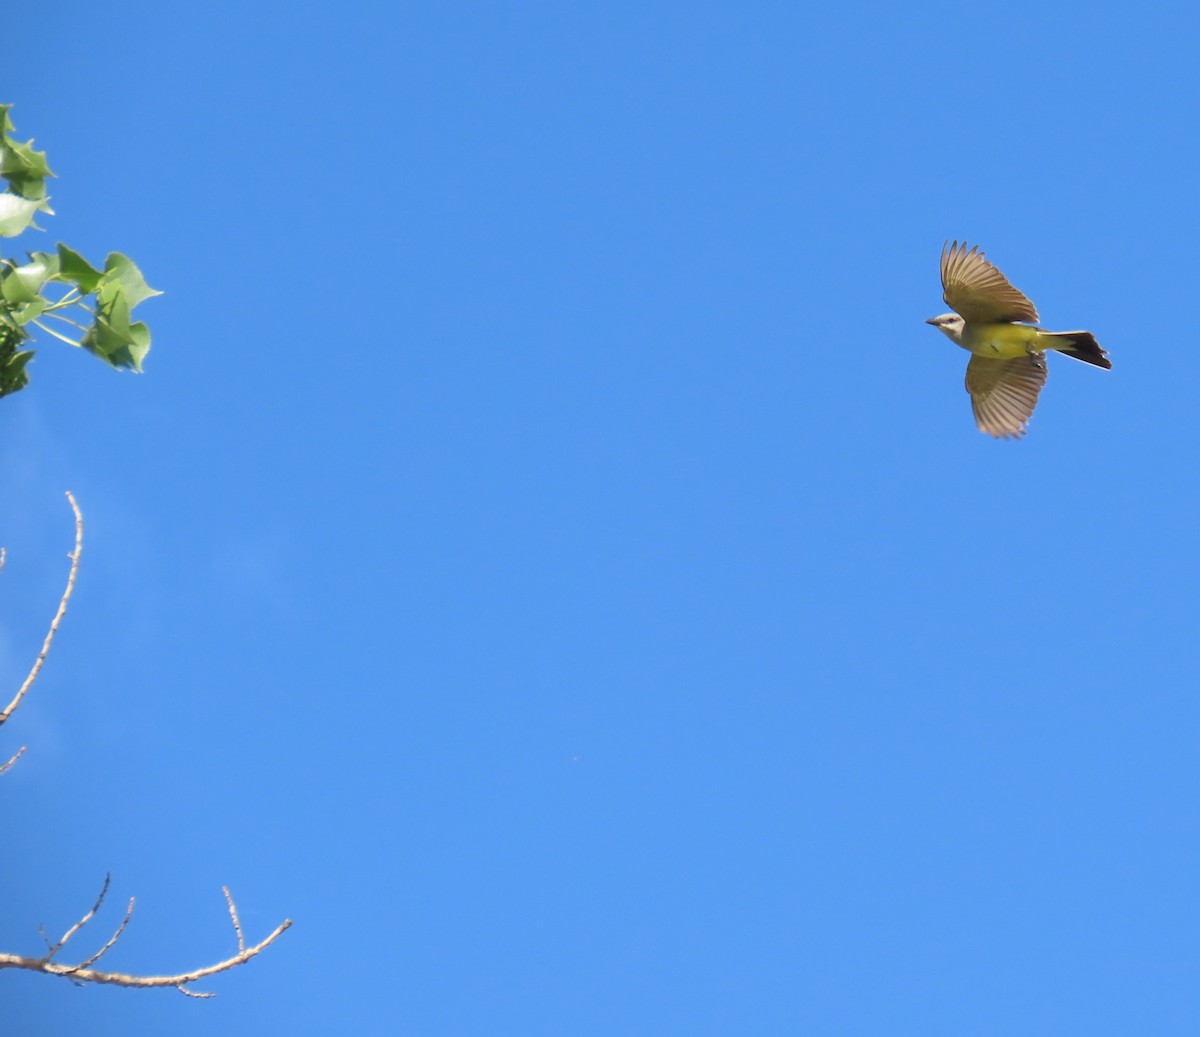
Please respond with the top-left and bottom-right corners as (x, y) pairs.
(0, 104), (158, 398)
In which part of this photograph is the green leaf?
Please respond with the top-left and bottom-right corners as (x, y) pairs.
(0, 192), (48, 237)
(27, 250), (62, 279)
(13, 297), (46, 323)
(0, 318), (32, 398)
(82, 281), (144, 370)
(0, 104), (54, 201)
(75, 252), (159, 370)
(0, 348), (33, 397)
(55, 243), (102, 293)
(125, 320), (151, 369)
(102, 252), (161, 308)
(0, 255), (54, 306)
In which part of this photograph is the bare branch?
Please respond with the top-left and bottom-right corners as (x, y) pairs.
(65, 898), (135, 973)
(0, 495), (292, 995)
(223, 886), (245, 953)
(0, 492), (84, 729)
(42, 874), (110, 962)
(0, 885), (291, 995)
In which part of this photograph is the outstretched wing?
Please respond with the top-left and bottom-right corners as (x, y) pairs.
(965, 353), (1047, 439)
(941, 241), (1040, 324)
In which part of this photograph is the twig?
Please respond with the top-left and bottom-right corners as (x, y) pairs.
(0, 886), (291, 996)
(42, 874), (109, 962)
(64, 897), (135, 973)
(0, 492), (83, 729)
(223, 886), (245, 953)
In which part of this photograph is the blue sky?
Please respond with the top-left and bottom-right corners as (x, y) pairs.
(3, 2), (1198, 1033)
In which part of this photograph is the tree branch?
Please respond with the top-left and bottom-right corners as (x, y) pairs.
(0, 884), (291, 996)
(0, 491), (84, 731)
(65, 895), (135, 974)
(42, 873), (110, 962)
(0, 494), (292, 994)
(0, 745), (26, 773)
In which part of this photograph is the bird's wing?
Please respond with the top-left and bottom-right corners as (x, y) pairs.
(965, 353), (1047, 439)
(941, 241), (1040, 324)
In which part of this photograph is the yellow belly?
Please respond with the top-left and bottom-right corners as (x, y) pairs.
(962, 322), (1042, 359)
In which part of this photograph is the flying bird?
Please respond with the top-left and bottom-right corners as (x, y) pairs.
(926, 241), (1111, 438)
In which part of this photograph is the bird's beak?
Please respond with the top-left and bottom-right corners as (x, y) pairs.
(924, 317), (938, 326)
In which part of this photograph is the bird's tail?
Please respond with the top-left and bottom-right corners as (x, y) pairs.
(1041, 330), (1113, 370)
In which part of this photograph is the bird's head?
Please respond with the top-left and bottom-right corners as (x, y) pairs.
(925, 312), (965, 342)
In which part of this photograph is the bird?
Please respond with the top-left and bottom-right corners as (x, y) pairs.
(926, 241), (1111, 439)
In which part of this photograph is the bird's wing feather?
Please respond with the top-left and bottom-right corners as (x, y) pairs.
(942, 241), (1040, 324)
(965, 353), (1047, 439)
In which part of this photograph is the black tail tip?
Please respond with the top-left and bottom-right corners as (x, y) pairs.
(1056, 331), (1112, 370)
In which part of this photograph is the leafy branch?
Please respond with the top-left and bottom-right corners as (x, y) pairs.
(0, 104), (159, 399)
